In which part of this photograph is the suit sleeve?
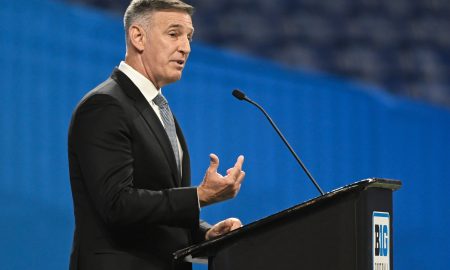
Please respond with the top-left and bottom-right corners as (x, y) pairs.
(69, 93), (200, 229)
(191, 220), (213, 243)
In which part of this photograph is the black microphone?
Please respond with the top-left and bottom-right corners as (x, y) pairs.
(232, 89), (325, 196)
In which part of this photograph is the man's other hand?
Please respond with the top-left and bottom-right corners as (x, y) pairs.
(197, 154), (245, 207)
(205, 218), (242, 240)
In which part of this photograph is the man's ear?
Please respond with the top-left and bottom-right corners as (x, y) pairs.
(128, 24), (146, 52)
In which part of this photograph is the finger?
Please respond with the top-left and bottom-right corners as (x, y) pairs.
(208, 153), (219, 173)
(233, 183), (241, 196)
(220, 224), (232, 234)
(228, 218), (242, 230)
(226, 218), (241, 225)
(230, 222), (242, 231)
(215, 220), (228, 229)
(206, 228), (218, 240)
(226, 168), (232, 175)
(213, 221), (230, 235)
(235, 171), (245, 184)
(233, 155), (244, 170)
(228, 167), (244, 183)
(228, 155), (244, 179)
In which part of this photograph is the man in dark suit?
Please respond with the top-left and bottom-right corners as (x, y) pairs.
(67, 1), (245, 269)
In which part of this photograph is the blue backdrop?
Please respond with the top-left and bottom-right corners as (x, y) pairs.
(1, 0), (449, 269)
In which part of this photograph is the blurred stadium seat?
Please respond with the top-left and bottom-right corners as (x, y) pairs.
(64, 0), (450, 107)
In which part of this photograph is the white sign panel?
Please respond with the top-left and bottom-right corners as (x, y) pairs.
(373, 211), (390, 270)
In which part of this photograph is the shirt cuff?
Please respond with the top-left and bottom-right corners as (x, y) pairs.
(196, 188), (201, 210)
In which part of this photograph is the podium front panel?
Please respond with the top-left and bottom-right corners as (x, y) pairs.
(209, 187), (394, 270)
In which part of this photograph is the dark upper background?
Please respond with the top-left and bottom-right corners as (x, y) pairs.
(65, 0), (450, 108)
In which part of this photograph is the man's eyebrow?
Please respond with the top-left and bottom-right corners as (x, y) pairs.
(167, 24), (194, 33)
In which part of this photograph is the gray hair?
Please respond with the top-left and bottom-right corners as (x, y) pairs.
(124, 0), (194, 40)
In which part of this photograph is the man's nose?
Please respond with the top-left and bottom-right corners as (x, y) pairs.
(179, 36), (191, 55)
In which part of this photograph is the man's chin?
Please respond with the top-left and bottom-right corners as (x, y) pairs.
(160, 75), (182, 87)
(168, 73), (183, 83)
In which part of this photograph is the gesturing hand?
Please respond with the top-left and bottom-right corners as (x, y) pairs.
(197, 154), (245, 207)
(205, 218), (242, 240)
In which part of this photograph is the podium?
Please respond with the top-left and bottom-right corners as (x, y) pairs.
(174, 178), (402, 270)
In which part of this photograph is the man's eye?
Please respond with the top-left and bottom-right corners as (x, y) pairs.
(169, 32), (177, 37)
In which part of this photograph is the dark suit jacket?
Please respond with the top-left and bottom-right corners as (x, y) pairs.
(68, 68), (208, 270)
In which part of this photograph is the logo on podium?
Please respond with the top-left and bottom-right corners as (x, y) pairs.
(373, 211), (390, 270)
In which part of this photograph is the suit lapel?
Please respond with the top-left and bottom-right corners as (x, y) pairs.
(174, 117), (190, 186)
(111, 68), (181, 186)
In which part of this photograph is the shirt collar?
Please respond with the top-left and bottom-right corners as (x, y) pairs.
(118, 61), (162, 103)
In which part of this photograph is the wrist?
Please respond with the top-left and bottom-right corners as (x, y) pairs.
(197, 187), (209, 207)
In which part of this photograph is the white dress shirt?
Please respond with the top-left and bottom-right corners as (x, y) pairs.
(118, 61), (183, 170)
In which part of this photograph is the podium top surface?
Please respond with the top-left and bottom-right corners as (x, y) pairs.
(174, 178), (401, 260)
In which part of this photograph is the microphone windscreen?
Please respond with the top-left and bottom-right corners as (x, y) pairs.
(232, 89), (246, 100)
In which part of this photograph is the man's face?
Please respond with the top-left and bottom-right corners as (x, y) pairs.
(141, 10), (194, 88)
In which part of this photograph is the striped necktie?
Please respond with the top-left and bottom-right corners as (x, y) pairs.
(153, 94), (181, 173)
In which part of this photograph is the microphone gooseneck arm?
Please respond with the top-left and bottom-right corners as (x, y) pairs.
(232, 89), (325, 196)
